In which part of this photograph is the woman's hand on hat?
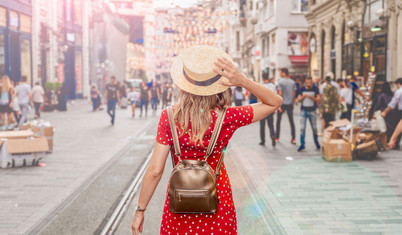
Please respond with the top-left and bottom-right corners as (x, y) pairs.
(214, 58), (247, 87)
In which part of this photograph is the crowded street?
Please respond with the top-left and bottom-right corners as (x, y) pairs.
(0, 101), (401, 234)
(1, 0), (402, 234)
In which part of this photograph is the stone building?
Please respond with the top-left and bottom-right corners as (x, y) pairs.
(225, 0), (309, 82)
(306, 0), (402, 83)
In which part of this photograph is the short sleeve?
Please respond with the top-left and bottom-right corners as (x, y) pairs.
(277, 81), (283, 91)
(156, 109), (172, 146)
(226, 105), (254, 129)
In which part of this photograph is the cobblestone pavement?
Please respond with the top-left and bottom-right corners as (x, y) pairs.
(0, 101), (158, 235)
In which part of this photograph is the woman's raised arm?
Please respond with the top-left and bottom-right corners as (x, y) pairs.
(214, 58), (283, 123)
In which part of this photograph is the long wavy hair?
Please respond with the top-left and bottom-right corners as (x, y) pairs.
(1, 75), (12, 93)
(174, 89), (231, 146)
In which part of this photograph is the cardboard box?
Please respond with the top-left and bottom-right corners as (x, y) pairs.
(329, 119), (351, 128)
(345, 127), (363, 145)
(0, 136), (49, 168)
(21, 125), (54, 152)
(0, 130), (34, 139)
(322, 138), (352, 162)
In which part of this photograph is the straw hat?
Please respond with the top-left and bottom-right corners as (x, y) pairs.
(170, 45), (233, 96)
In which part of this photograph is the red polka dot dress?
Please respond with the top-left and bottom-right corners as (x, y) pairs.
(156, 106), (254, 235)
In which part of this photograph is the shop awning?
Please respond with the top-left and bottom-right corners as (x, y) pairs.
(289, 55), (308, 66)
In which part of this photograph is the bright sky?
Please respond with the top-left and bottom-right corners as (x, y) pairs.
(153, 0), (199, 8)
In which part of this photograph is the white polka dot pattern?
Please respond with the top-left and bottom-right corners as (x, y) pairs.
(156, 106), (254, 235)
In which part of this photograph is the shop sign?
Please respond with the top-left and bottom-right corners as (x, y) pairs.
(288, 32), (308, 56)
(0, 8), (6, 27)
(9, 11), (19, 30)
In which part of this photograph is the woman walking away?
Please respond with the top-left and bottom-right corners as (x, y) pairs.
(0, 75), (15, 128)
(139, 81), (150, 118)
(131, 45), (282, 235)
(90, 84), (100, 111)
(127, 87), (139, 117)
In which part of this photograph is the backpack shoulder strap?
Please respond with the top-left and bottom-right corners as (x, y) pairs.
(204, 107), (228, 175)
(167, 107), (182, 164)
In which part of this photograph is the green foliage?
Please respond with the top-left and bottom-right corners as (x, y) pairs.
(44, 82), (55, 91)
(54, 82), (63, 90)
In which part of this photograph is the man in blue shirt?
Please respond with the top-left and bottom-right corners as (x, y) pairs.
(296, 77), (321, 152)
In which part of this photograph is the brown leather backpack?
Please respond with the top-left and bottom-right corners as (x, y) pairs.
(167, 106), (227, 214)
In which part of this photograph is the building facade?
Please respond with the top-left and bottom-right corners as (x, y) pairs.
(306, 0), (402, 83)
(225, 0), (309, 82)
(255, 0), (309, 81)
(0, 0), (33, 85)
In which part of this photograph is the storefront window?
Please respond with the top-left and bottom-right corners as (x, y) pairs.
(20, 14), (31, 33)
(20, 39), (32, 84)
(0, 7), (6, 27)
(9, 11), (19, 30)
(0, 34), (5, 75)
(364, 0), (385, 23)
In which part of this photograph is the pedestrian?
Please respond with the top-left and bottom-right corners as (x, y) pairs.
(127, 87), (139, 117)
(131, 46), (283, 235)
(319, 72), (340, 131)
(338, 78), (353, 120)
(31, 81), (45, 119)
(296, 77), (321, 152)
(15, 76), (31, 129)
(259, 73), (277, 146)
(0, 75), (16, 128)
(139, 81), (150, 117)
(276, 67), (296, 144)
(161, 83), (172, 109)
(233, 86), (244, 106)
(90, 84), (100, 111)
(320, 75), (339, 128)
(348, 75), (367, 109)
(370, 82), (399, 144)
(381, 77), (402, 149)
(104, 76), (120, 125)
(150, 83), (159, 112)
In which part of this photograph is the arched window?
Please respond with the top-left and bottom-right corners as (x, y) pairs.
(331, 26), (336, 77)
(321, 30), (326, 79)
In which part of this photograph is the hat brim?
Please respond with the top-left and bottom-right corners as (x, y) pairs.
(170, 48), (233, 96)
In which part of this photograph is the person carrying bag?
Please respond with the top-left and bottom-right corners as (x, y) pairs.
(131, 45), (283, 235)
(167, 106), (227, 214)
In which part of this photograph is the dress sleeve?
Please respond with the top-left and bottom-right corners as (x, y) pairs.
(226, 105), (254, 129)
(156, 109), (172, 146)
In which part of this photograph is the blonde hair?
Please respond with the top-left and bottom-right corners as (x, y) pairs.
(174, 89), (231, 146)
(1, 75), (12, 93)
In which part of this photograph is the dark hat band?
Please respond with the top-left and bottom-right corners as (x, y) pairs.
(183, 69), (221, 87)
